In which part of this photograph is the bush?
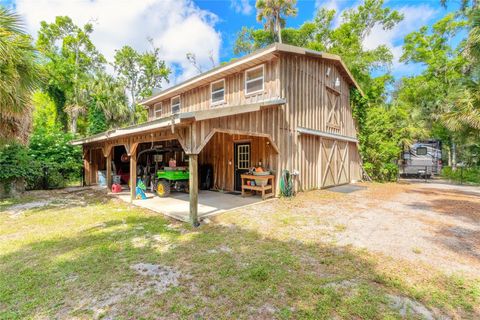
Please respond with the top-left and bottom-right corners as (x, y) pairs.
(442, 166), (480, 184)
(0, 143), (31, 194)
(27, 128), (82, 189)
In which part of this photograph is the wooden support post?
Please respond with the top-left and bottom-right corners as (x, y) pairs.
(106, 151), (112, 191)
(189, 154), (199, 227)
(130, 148), (137, 202)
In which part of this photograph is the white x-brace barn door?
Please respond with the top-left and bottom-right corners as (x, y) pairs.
(321, 138), (350, 188)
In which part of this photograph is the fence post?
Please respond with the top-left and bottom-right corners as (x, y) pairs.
(460, 166), (464, 185)
(42, 166), (48, 190)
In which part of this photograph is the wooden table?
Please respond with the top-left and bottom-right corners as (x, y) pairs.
(240, 174), (275, 200)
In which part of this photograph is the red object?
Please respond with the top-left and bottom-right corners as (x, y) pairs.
(117, 169), (129, 185)
(112, 184), (122, 193)
(121, 153), (130, 162)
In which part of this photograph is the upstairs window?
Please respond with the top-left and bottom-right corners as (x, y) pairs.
(245, 65), (264, 95)
(211, 79), (225, 105)
(153, 102), (162, 118)
(171, 96), (180, 114)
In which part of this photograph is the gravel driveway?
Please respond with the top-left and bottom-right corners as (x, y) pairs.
(215, 180), (480, 277)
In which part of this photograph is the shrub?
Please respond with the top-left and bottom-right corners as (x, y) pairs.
(26, 128), (83, 189)
(442, 166), (480, 184)
(0, 142), (32, 194)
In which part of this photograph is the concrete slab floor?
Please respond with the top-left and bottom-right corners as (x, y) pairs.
(112, 190), (269, 222)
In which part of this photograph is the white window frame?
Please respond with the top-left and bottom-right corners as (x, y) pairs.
(244, 64), (265, 96)
(210, 79), (226, 106)
(153, 102), (162, 118)
(171, 95), (181, 114)
(237, 144), (250, 169)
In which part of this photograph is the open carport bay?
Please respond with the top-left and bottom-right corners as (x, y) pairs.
(114, 190), (265, 222)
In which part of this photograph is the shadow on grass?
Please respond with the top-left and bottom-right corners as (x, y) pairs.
(0, 210), (478, 319)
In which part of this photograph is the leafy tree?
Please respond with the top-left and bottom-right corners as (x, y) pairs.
(398, 13), (469, 168)
(113, 43), (170, 124)
(36, 16), (105, 134)
(0, 7), (41, 143)
(31, 91), (58, 132)
(255, 0), (298, 43)
(87, 102), (107, 135)
(442, 7), (480, 134)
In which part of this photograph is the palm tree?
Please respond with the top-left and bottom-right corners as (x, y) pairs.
(442, 8), (480, 134)
(256, 0), (298, 43)
(0, 7), (40, 142)
(90, 73), (129, 126)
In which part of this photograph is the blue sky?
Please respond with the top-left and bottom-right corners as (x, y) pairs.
(1, 0), (462, 82)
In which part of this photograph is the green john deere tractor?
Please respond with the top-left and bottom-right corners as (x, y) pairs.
(154, 168), (189, 197)
(136, 144), (190, 198)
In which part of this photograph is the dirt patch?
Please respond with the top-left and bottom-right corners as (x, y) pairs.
(407, 187), (480, 222)
(215, 181), (480, 277)
(3, 200), (52, 217)
(129, 263), (181, 293)
(65, 263), (183, 319)
(387, 294), (437, 320)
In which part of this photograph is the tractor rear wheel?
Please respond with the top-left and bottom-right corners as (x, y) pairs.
(155, 180), (171, 197)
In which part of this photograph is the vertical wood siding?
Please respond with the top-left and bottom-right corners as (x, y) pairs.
(148, 59), (281, 121)
(279, 53), (361, 191)
(198, 132), (277, 191)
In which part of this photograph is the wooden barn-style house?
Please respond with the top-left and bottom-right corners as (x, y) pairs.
(72, 43), (363, 224)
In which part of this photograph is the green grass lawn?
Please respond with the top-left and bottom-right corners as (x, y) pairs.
(0, 189), (479, 319)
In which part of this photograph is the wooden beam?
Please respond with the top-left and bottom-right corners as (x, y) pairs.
(175, 127), (191, 154)
(193, 128), (280, 154)
(83, 149), (91, 186)
(189, 154), (199, 227)
(125, 142), (139, 157)
(130, 145), (137, 202)
(106, 150), (112, 191)
(102, 144), (112, 158)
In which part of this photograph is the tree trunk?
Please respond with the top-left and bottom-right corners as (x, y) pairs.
(276, 14), (282, 43)
(71, 112), (78, 134)
(130, 84), (136, 125)
(451, 142), (457, 171)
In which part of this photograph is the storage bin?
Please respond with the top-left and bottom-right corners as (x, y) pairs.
(112, 175), (121, 185)
(98, 171), (106, 186)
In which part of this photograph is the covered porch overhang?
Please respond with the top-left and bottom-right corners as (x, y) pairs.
(72, 99), (285, 226)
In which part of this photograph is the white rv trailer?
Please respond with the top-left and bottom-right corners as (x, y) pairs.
(399, 140), (442, 178)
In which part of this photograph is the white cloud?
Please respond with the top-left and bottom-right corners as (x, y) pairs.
(315, 0), (359, 29)
(231, 0), (253, 15)
(363, 5), (438, 75)
(15, 0), (222, 85)
(314, 2), (437, 77)
(316, 0), (340, 11)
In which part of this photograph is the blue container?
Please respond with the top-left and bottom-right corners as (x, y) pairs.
(98, 171), (106, 187)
